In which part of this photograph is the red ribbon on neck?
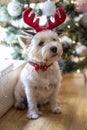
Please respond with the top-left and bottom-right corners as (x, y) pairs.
(28, 61), (52, 72)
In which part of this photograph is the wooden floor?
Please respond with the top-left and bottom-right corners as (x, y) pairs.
(0, 72), (87, 130)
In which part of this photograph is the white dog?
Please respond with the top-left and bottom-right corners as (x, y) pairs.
(14, 30), (63, 119)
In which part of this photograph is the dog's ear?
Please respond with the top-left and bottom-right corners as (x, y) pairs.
(57, 31), (64, 37)
(18, 35), (32, 49)
(57, 31), (65, 43)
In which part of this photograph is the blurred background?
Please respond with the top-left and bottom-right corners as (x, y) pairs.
(0, 0), (87, 74)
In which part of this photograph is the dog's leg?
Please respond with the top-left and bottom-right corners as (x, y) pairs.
(14, 96), (26, 110)
(24, 84), (39, 119)
(49, 84), (62, 114)
(14, 82), (27, 110)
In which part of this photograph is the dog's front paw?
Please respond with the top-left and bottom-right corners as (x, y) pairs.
(15, 102), (26, 110)
(27, 111), (39, 119)
(52, 106), (62, 114)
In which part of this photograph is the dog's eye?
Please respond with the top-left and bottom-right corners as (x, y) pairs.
(38, 41), (44, 46)
(52, 38), (56, 41)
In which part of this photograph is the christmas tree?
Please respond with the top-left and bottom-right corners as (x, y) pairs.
(0, 0), (87, 73)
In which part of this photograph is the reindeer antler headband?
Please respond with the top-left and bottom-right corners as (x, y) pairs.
(22, 7), (66, 32)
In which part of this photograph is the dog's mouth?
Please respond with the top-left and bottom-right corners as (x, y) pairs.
(50, 53), (58, 58)
(44, 53), (58, 62)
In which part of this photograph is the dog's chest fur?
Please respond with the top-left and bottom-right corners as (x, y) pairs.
(20, 62), (61, 104)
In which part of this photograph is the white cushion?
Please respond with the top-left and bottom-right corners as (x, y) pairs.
(0, 60), (26, 117)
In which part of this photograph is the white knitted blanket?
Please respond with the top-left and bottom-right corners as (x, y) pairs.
(0, 60), (26, 117)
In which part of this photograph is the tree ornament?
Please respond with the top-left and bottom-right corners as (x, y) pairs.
(76, 44), (87, 57)
(74, 0), (87, 13)
(75, 0), (87, 28)
(81, 13), (87, 28)
(7, 0), (23, 18)
(42, 0), (56, 17)
(61, 35), (73, 45)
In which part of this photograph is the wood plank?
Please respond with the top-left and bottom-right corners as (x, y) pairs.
(0, 72), (87, 130)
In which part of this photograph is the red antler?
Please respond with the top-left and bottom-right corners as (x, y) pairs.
(23, 7), (66, 32)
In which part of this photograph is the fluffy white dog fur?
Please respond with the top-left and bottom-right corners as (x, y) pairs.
(14, 30), (63, 119)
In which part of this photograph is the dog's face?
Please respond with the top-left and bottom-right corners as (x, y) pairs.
(20, 30), (63, 63)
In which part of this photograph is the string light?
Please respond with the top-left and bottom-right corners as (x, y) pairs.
(73, 41), (76, 44)
(77, 69), (80, 73)
(75, 23), (79, 27)
(67, 25), (71, 28)
(72, 50), (75, 54)
(71, 0), (75, 4)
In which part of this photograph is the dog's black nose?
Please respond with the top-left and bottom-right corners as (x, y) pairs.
(50, 46), (57, 53)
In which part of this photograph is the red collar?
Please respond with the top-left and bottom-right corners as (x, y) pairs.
(28, 61), (52, 72)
